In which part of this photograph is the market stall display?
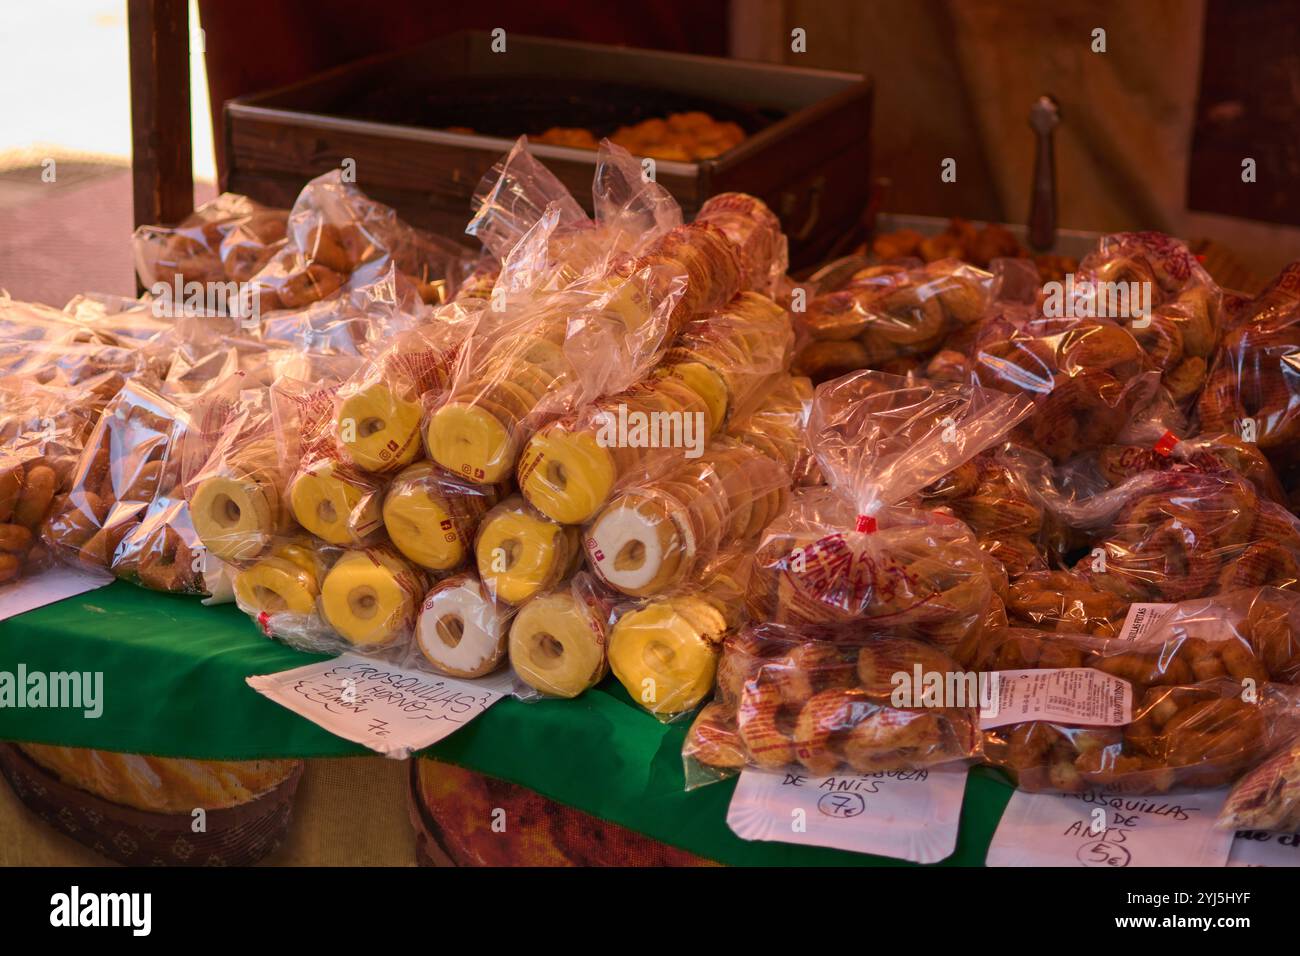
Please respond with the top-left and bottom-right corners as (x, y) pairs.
(7, 127), (1300, 870)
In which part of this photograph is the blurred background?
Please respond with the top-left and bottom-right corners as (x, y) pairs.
(1, 0), (1297, 305)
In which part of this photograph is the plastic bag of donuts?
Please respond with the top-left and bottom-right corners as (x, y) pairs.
(508, 571), (613, 700)
(1198, 260), (1300, 479)
(683, 624), (982, 788)
(246, 169), (474, 312)
(517, 371), (713, 526)
(970, 306), (1170, 465)
(517, 293), (792, 526)
(1068, 470), (1300, 603)
(748, 371), (1035, 648)
(983, 674), (1300, 795)
(583, 439), (790, 599)
(1218, 732), (1300, 832)
(726, 371), (818, 484)
(692, 192), (787, 297)
(40, 380), (205, 592)
(133, 192), (289, 289)
(1076, 231), (1222, 408)
(258, 263), (437, 360)
(604, 550), (758, 720)
(184, 380), (295, 568)
(406, 571), (515, 679)
(426, 284), (660, 486)
(243, 542), (429, 656)
(273, 377), (386, 551)
(792, 259), (993, 383)
(331, 299), (481, 476)
(914, 444), (1050, 578)
(475, 494), (582, 607)
(1045, 430), (1289, 510)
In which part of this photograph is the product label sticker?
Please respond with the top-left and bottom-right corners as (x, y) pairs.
(0, 566), (114, 623)
(987, 788), (1233, 867)
(980, 668), (1132, 729)
(1228, 830), (1300, 867)
(247, 655), (516, 759)
(1118, 602), (1175, 642)
(726, 766), (968, 863)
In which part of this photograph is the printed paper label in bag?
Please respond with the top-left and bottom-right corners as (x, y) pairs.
(1118, 602), (1175, 642)
(726, 766), (967, 863)
(980, 668), (1132, 729)
(987, 789), (1233, 867)
(247, 655), (515, 758)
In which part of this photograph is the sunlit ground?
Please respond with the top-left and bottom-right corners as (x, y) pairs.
(0, 0), (214, 179)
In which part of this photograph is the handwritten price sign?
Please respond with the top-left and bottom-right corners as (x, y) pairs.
(247, 655), (516, 758)
(987, 789), (1234, 868)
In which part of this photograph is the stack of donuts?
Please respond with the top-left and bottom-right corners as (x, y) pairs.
(149, 147), (802, 706)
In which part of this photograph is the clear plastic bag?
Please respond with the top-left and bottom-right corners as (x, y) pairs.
(684, 624), (982, 788)
(1068, 470), (1300, 602)
(406, 571), (514, 678)
(247, 170), (473, 311)
(332, 298), (479, 474)
(748, 371), (1033, 648)
(983, 677), (1298, 794)
(793, 259), (993, 383)
(972, 308), (1166, 464)
(605, 549), (757, 720)
(507, 571), (612, 699)
(475, 494), (581, 606)
(1198, 261), (1300, 476)
(133, 192), (289, 289)
(583, 440), (790, 598)
(382, 461), (500, 575)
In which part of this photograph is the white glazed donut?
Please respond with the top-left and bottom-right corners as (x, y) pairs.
(415, 574), (508, 678)
(585, 493), (688, 597)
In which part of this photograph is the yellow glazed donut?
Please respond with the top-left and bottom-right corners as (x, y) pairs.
(190, 474), (278, 561)
(509, 591), (608, 698)
(415, 574), (509, 678)
(382, 462), (489, 571)
(517, 422), (617, 525)
(654, 362), (726, 434)
(585, 493), (687, 596)
(475, 497), (575, 605)
(233, 555), (319, 616)
(337, 381), (423, 473)
(427, 401), (516, 484)
(320, 548), (421, 647)
(288, 460), (381, 546)
(608, 601), (718, 716)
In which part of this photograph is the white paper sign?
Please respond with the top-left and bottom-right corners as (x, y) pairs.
(726, 766), (968, 863)
(247, 655), (516, 758)
(0, 565), (113, 622)
(981, 668), (1132, 729)
(1228, 829), (1300, 867)
(987, 788), (1233, 867)
(1118, 602), (1175, 642)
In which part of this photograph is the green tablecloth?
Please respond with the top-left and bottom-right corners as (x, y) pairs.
(0, 580), (1013, 865)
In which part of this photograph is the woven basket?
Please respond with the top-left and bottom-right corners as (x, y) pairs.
(407, 757), (714, 866)
(0, 743), (303, 866)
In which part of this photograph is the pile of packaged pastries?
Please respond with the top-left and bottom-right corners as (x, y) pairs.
(5, 137), (1300, 835)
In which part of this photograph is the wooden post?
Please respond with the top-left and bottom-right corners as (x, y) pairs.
(128, 0), (193, 231)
